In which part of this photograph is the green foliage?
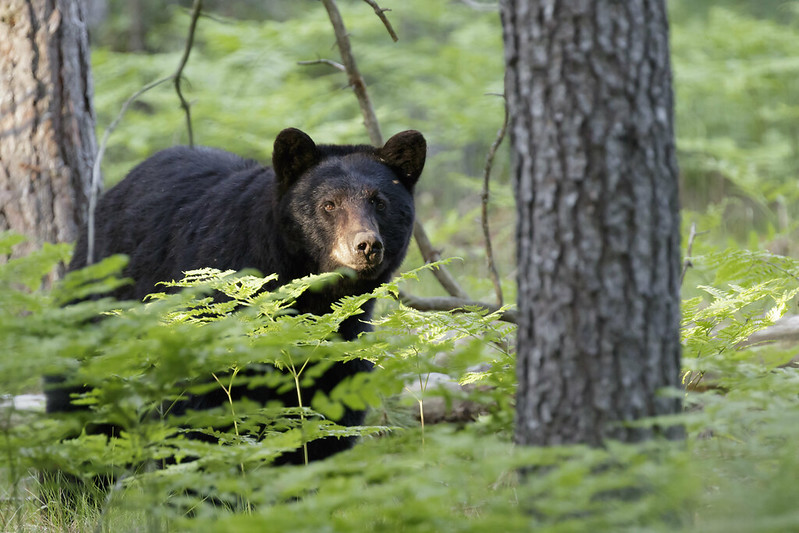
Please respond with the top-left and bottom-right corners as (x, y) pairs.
(681, 248), (799, 399)
(5, 224), (799, 532)
(678, 247), (799, 532)
(90, 0), (512, 299)
(0, 234), (519, 530)
(91, 1), (504, 188)
(683, 249), (799, 363)
(6, 0), (799, 530)
(88, 0), (799, 297)
(670, 2), (799, 245)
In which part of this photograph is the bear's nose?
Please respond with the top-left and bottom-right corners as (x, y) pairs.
(354, 232), (384, 264)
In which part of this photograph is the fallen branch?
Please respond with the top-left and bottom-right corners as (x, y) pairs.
(403, 372), (489, 424)
(399, 291), (518, 324)
(738, 314), (799, 348)
(685, 314), (799, 391)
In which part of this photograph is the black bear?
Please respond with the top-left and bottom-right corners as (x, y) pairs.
(47, 127), (426, 462)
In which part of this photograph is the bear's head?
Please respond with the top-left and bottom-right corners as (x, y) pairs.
(272, 128), (426, 281)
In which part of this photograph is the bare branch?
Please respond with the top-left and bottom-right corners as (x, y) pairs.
(756, 257), (799, 286)
(679, 222), (699, 285)
(361, 0), (398, 42)
(399, 291), (518, 324)
(87, 76), (172, 264)
(481, 95), (508, 306)
(320, 0), (383, 146)
(319, 0), (472, 301)
(297, 58), (346, 72)
(173, 0), (204, 148)
(412, 221), (470, 299)
(87, 1), (204, 265)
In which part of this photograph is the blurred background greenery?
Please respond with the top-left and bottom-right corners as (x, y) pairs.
(87, 0), (799, 296)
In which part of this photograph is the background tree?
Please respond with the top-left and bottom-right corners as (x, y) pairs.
(500, 0), (683, 446)
(0, 0), (97, 282)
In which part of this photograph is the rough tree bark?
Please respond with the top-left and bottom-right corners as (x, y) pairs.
(0, 0), (96, 282)
(501, 0), (682, 446)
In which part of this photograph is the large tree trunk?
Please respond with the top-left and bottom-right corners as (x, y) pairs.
(501, 0), (682, 446)
(0, 0), (97, 281)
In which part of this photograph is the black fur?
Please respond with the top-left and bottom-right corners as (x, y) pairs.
(51, 128), (426, 462)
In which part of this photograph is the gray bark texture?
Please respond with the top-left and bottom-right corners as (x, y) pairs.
(0, 0), (96, 281)
(500, 0), (682, 446)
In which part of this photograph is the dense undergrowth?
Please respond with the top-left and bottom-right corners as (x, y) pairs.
(2, 232), (799, 532)
(3, 0), (799, 530)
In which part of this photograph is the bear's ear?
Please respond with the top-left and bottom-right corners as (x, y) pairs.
(378, 130), (426, 190)
(273, 128), (319, 194)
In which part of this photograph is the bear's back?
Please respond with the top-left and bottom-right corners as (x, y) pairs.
(70, 146), (273, 298)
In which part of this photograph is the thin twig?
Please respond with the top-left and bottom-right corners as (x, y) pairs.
(412, 222), (469, 299)
(173, 0), (204, 148)
(756, 258), (799, 286)
(361, 0), (398, 41)
(481, 96), (508, 306)
(87, 76), (172, 264)
(86, 1), (204, 264)
(320, 0), (471, 301)
(297, 58), (346, 72)
(320, 0), (383, 146)
(679, 222), (698, 286)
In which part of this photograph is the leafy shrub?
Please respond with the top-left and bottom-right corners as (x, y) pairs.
(5, 232), (799, 532)
(0, 233), (515, 529)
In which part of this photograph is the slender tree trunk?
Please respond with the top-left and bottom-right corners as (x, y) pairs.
(0, 0), (96, 282)
(501, 0), (682, 446)
(127, 0), (145, 52)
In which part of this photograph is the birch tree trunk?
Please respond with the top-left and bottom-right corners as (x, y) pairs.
(0, 0), (97, 282)
(500, 0), (682, 446)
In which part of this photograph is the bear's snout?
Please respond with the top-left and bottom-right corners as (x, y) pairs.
(354, 231), (384, 265)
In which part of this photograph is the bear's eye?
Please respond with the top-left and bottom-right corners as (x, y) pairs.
(323, 201), (336, 212)
(372, 197), (387, 211)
